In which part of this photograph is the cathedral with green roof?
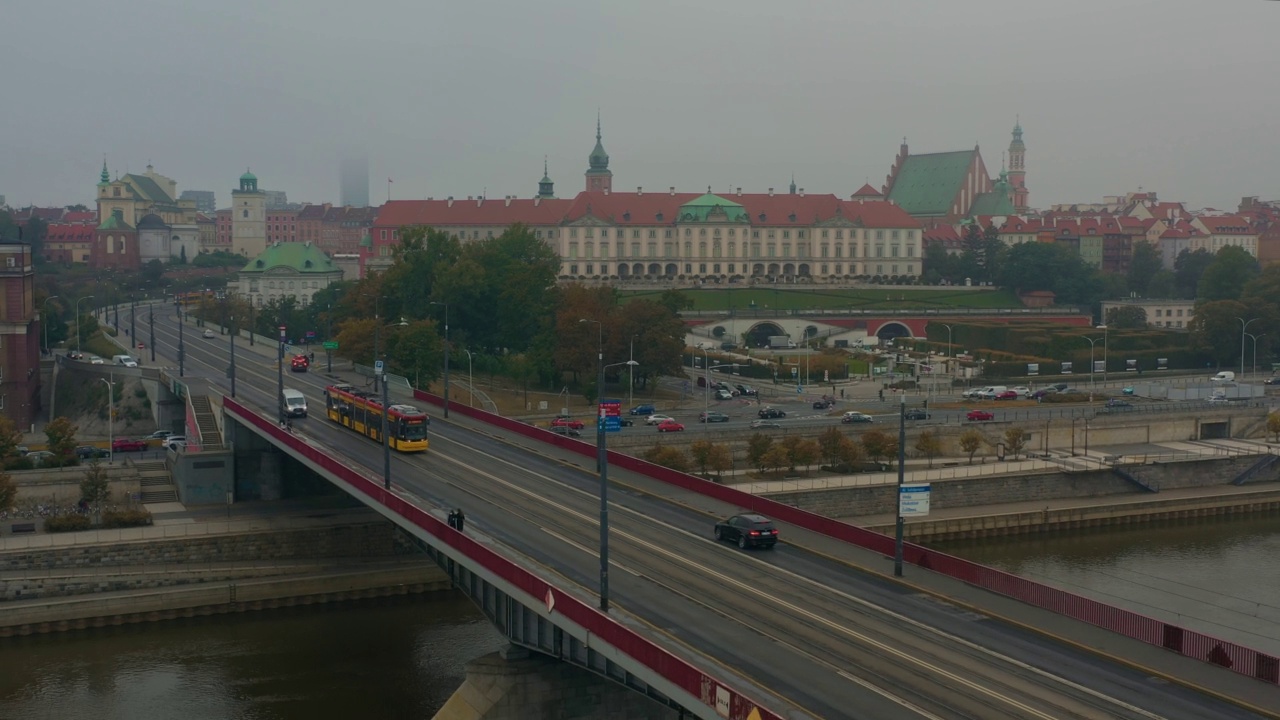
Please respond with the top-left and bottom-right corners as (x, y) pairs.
(882, 122), (1029, 224)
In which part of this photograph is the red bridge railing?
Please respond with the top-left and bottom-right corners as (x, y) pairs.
(413, 390), (1280, 686)
(223, 398), (785, 720)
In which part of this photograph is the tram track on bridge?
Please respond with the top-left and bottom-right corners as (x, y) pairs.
(140, 312), (1270, 720)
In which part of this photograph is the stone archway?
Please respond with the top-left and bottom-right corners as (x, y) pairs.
(752, 263), (765, 277)
(767, 263), (780, 276)
(665, 263), (678, 277)
(745, 321), (787, 349)
(618, 264), (630, 278)
(647, 263), (661, 276)
(875, 321), (913, 342)
(783, 263), (795, 275)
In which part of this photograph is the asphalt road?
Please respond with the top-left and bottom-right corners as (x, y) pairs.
(126, 309), (1273, 720)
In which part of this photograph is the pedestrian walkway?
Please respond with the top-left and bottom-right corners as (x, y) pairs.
(734, 457), (1059, 494)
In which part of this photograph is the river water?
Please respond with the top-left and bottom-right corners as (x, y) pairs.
(3, 516), (1278, 718)
(0, 593), (505, 720)
(939, 512), (1280, 657)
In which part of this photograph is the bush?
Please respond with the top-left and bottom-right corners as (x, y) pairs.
(101, 509), (153, 528)
(1041, 392), (1091, 404)
(45, 514), (91, 533)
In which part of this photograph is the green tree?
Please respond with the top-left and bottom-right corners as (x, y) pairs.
(0, 416), (23, 460)
(998, 242), (1103, 306)
(1173, 248), (1215, 299)
(959, 429), (985, 464)
(642, 444), (689, 473)
(0, 469), (15, 515)
(778, 435), (803, 471)
(658, 289), (694, 314)
(44, 417), (78, 467)
(791, 439), (821, 474)
(747, 433), (773, 472)
(80, 459), (111, 508)
(761, 444), (791, 476)
(860, 429), (897, 465)
(1147, 270), (1176, 298)
(1267, 412), (1280, 443)
(1003, 427), (1027, 459)
(706, 443), (733, 479)
(1105, 305), (1147, 329)
(817, 427), (846, 468)
(141, 260), (166, 285)
(913, 430), (942, 468)
(1198, 246), (1260, 302)
(1188, 300), (1249, 366)
(690, 439), (715, 477)
(1126, 241), (1164, 296)
(334, 317), (379, 367)
(386, 319), (444, 389)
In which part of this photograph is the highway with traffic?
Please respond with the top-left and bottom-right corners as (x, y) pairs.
(113, 304), (1278, 720)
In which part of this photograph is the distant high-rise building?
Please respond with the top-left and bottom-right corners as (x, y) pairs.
(340, 157), (369, 207)
(180, 190), (216, 214)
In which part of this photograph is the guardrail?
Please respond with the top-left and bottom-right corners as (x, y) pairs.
(222, 397), (785, 720)
(411, 389), (1280, 686)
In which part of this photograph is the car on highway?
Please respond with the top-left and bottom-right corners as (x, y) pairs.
(994, 390), (1019, 401)
(966, 410), (994, 422)
(1032, 388), (1057, 399)
(629, 404), (656, 416)
(657, 419), (685, 433)
(111, 437), (148, 452)
(646, 414), (675, 425)
(1122, 386), (1136, 396)
(813, 398), (834, 410)
(841, 411), (873, 424)
(617, 417), (634, 427)
(550, 425), (581, 437)
(904, 408), (930, 420)
(148, 430), (173, 440)
(166, 436), (188, 451)
(1010, 386), (1031, 398)
(699, 411), (729, 423)
(749, 419), (781, 429)
(735, 384), (757, 396)
(757, 407), (786, 419)
(1103, 399), (1133, 413)
(67, 351), (84, 360)
(960, 387), (985, 399)
(1208, 394), (1231, 404)
(550, 417), (585, 430)
(88, 355), (105, 365)
(203, 329), (215, 339)
(75, 445), (110, 460)
(290, 354), (310, 372)
(714, 513), (779, 550)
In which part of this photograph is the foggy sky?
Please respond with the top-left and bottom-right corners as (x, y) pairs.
(3, 0), (1276, 212)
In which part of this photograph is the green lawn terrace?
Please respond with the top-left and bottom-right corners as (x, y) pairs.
(619, 286), (1023, 312)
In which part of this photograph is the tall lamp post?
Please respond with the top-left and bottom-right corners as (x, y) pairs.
(1083, 336), (1103, 395)
(379, 318), (408, 490)
(696, 345), (710, 428)
(129, 295), (136, 348)
(148, 309), (156, 362)
(177, 301), (186, 377)
(366, 294), (386, 390)
(277, 325), (287, 424)
(1238, 317), (1259, 378)
(228, 313), (237, 398)
(893, 392), (906, 576)
(41, 295), (59, 355)
(629, 334), (638, 409)
(1096, 324), (1108, 383)
(940, 322), (954, 380)
(431, 301), (450, 418)
(100, 376), (114, 466)
(463, 349), (474, 407)
(1246, 332), (1265, 378)
(593, 357), (637, 613)
(74, 295), (94, 356)
(579, 318), (604, 463)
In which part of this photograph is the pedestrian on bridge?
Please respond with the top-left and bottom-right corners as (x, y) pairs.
(454, 508), (465, 532)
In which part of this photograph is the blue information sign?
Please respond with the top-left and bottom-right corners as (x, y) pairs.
(600, 399), (622, 432)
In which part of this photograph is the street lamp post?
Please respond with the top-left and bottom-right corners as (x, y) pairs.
(41, 295), (59, 356)
(1097, 324), (1108, 383)
(148, 309), (155, 362)
(1083, 336), (1103, 395)
(579, 318), (604, 463)
(130, 295), (136, 348)
(366, 294), (385, 391)
(629, 334), (638, 409)
(229, 313), (237, 398)
(74, 295), (94, 356)
(178, 302), (186, 377)
(696, 346), (710, 429)
(100, 376), (114, 465)
(431, 301), (450, 418)
(1238, 317), (1259, 379)
(379, 319), (407, 490)
(1246, 332), (1265, 378)
(277, 325), (287, 424)
(894, 392), (906, 576)
(594, 358), (637, 613)
(463, 349), (474, 407)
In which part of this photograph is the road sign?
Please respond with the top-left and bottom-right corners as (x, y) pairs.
(374, 360), (385, 375)
(600, 399), (622, 432)
(323, 341), (338, 350)
(899, 484), (931, 517)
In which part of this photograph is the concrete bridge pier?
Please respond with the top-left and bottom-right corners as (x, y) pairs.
(230, 419), (284, 501)
(433, 645), (680, 720)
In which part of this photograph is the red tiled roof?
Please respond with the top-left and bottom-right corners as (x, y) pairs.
(374, 197), (574, 228)
(44, 224), (96, 242)
(851, 183), (882, 198)
(1197, 215), (1252, 233)
(999, 218), (1044, 233)
(63, 211), (97, 224)
(297, 203), (330, 220)
(1160, 226), (1191, 239)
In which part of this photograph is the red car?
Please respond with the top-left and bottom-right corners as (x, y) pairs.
(291, 354), (310, 372)
(551, 417), (585, 430)
(657, 419), (685, 433)
(111, 437), (148, 452)
(966, 410), (994, 422)
(994, 390), (1018, 401)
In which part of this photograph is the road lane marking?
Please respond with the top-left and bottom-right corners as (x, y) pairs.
(836, 670), (947, 720)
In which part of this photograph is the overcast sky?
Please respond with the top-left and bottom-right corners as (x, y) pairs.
(2, 0), (1275, 212)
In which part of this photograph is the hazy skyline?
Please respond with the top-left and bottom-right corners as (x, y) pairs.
(3, 0), (1276, 212)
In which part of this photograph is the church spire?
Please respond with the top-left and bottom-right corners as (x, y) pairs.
(585, 112), (613, 192)
(99, 157), (110, 185)
(1007, 117), (1028, 212)
(538, 156), (556, 199)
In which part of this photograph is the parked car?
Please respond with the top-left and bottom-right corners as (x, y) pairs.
(290, 354), (310, 372)
(714, 513), (779, 550)
(148, 430), (173, 440)
(812, 398), (834, 410)
(715, 389), (734, 401)
(719, 341), (738, 351)
(1010, 386), (1031, 397)
(994, 390), (1019, 401)
(646, 414), (675, 426)
(841, 411), (873, 424)
(904, 408), (930, 420)
(75, 445), (110, 460)
(757, 407), (786, 419)
(735, 384), (757, 397)
(657, 419), (685, 433)
(749, 419), (781, 429)
(111, 437), (148, 452)
(551, 417), (585, 430)
(960, 388), (985, 399)
(550, 425), (581, 437)
(699, 411), (729, 423)
(618, 417), (634, 427)
(966, 410), (994, 422)
(1052, 383), (1070, 392)
(27, 450), (56, 467)
(1266, 377), (1280, 386)
(203, 329), (215, 339)
(629, 404), (656, 416)
(166, 436), (188, 451)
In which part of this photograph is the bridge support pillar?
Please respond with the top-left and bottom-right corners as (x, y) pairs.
(432, 646), (678, 720)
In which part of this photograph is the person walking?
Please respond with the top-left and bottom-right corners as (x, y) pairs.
(454, 508), (465, 532)
(447, 510), (457, 529)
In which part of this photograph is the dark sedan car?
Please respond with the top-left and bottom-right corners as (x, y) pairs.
(699, 411), (730, 423)
(757, 407), (786, 419)
(714, 513), (779, 550)
(812, 398), (834, 410)
(75, 445), (110, 460)
(904, 408), (930, 420)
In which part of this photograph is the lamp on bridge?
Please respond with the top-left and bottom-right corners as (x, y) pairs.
(430, 301), (450, 418)
(380, 318), (408, 491)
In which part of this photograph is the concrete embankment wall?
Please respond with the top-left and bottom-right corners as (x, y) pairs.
(762, 455), (1269, 518)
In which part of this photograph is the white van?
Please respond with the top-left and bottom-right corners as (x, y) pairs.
(1210, 371), (1236, 383)
(112, 355), (138, 368)
(282, 389), (308, 418)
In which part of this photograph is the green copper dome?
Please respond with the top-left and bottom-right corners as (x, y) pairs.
(587, 116), (609, 172)
(240, 170), (258, 183)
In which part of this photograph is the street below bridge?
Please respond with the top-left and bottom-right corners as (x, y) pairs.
(131, 305), (1280, 720)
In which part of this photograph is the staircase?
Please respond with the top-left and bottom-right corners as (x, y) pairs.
(1232, 454), (1279, 486)
(134, 460), (179, 503)
(190, 395), (223, 447)
(1111, 465), (1160, 493)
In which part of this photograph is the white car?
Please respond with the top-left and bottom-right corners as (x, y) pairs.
(203, 329), (215, 339)
(1207, 395), (1230, 404)
(166, 436), (188, 451)
(88, 355), (105, 365)
(646, 414), (675, 426)
(1010, 386), (1031, 397)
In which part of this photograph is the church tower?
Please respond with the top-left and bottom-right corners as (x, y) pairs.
(584, 115), (612, 193)
(1008, 119), (1028, 212)
(537, 157), (556, 199)
(230, 169), (267, 258)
